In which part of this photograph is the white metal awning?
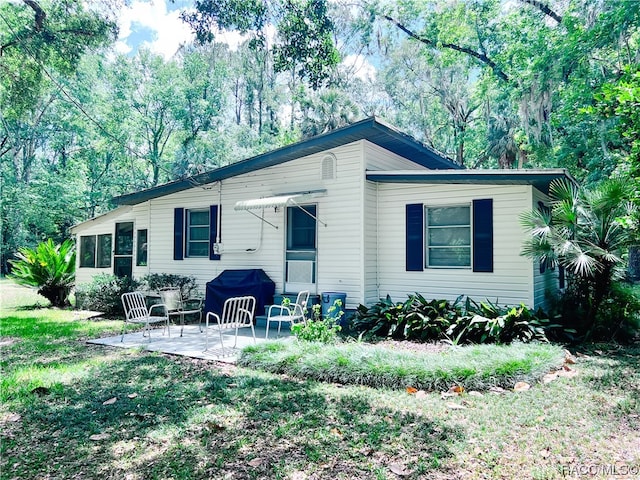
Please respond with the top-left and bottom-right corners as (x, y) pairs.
(234, 193), (315, 211)
(234, 191), (327, 228)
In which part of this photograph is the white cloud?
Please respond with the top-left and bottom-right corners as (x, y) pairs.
(117, 0), (194, 59)
(342, 54), (377, 81)
(113, 40), (133, 56)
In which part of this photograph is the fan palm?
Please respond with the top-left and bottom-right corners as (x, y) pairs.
(520, 178), (636, 337)
(9, 239), (76, 307)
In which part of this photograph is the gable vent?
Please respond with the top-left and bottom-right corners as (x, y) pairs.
(321, 153), (336, 180)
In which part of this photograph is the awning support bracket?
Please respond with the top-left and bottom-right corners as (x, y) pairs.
(247, 209), (279, 229)
(291, 201), (328, 227)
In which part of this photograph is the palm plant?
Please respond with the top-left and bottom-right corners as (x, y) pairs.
(9, 239), (76, 307)
(520, 178), (636, 338)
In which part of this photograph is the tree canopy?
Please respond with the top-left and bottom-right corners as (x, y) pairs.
(1, 0), (639, 272)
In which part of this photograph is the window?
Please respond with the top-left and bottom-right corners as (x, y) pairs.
(174, 206), (219, 261)
(287, 205), (317, 250)
(96, 234), (112, 268)
(136, 229), (148, 266)
(80, 236), (96, 268)
(79, 234), (112, 268)
(425, 205), (471, 268)
(187, 209), (209, 257)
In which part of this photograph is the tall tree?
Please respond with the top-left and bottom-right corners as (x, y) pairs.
(182, 0), (340, 89)
(0, 0), (116, 119)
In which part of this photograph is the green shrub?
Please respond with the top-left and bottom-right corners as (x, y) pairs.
(75, 274), (139, 317)
(449, 299), (556, 344)
(138, 273), (199, 299)
(352, 294), (555, 345)
(351, 295), (405, 337)
(291, 302), (342, 343)
(548, 280), (640, 342)
(9, 238), (76, 307)
(398, 294), (463, 341)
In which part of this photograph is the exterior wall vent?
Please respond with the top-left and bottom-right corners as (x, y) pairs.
(321, 153), (336, 180)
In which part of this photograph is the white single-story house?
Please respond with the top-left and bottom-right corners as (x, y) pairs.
(71, 117), (572, 311)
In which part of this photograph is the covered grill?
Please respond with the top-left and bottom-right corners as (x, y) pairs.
(204, 269), (275, 318)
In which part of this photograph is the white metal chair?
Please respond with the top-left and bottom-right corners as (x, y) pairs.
(159, 287), (203, 337)
(121, 291), (170, 341)
(204, 295), (256, 355)
(265, 290), (309, 339)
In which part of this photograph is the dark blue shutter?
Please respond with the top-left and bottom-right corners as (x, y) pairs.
(473, 199), (493, 272)
(406, 204), (424, 271)
(209, 205), (221, 261)
(173, 208), (184, 260)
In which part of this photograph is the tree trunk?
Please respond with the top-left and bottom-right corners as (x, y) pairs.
(38, 286), (71, 308)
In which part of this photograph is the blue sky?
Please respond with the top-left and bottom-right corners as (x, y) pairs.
(115, 0), (197, 58)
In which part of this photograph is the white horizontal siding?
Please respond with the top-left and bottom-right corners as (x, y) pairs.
(376, 183), (536, 307)
(364, 141), (427, 171)
(532, 188), (559, 310)
(135, 141), (366, 306)
(363, 181), (379, 305)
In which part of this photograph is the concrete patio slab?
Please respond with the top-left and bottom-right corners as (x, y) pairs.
(87, 323), (292, 363)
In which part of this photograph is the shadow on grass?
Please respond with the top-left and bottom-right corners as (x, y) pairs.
(13, 303), (51, 311)
(2, 352), (462, 480)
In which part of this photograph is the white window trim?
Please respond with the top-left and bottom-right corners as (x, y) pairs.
(79, 234), (112, 268)
(186, 208), (209, 258)
(424, 204), (472, 269)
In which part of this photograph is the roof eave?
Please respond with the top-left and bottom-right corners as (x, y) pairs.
(113, 117), (460, 206)
(365, 169), (576, 195)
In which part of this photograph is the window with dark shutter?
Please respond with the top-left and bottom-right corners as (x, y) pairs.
(406, 204), (424, 271)
(173, 208), (184, 260)
(472, 199), (493, 272)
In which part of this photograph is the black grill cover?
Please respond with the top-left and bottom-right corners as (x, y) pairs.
(205, 269), (275, 317)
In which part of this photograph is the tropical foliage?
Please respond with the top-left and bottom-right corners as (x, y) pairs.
(351, 294), (555, 344)
(520, 178), (637, 339)
(8, 239), (75, 307)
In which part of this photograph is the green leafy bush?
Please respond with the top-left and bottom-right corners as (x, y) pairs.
(352, 294), (555, 345)
(398, 294), (463, 341)
(351, 295), (405, 337)
(546, 280), (640, 342)
(138, 273), (199, 300)
(291, 302), (342, 343)
(75, 274), (139, 317)
(449, 299), (557, 344)
(9, 238), (76, 307)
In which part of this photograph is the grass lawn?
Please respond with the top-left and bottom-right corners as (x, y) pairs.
(1, 280), (639, 479)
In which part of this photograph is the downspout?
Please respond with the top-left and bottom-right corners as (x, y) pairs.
(376, 181), (380, 300)
(217, 181), (222, 246)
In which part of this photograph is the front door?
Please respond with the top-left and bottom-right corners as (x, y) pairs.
(285, 204), (317, 293)
(114, 222), (134, 278)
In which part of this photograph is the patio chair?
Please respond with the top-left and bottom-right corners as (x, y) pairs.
(265, 290), (309, 339)
(121, 291), (170, 341)
(204, 295), (256, 355)
(159, 287), (203, 337)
